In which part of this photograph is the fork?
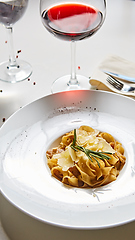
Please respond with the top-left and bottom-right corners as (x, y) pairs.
(106, 75), (135, 92)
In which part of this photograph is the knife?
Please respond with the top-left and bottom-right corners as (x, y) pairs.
(102, 70), (135, 83)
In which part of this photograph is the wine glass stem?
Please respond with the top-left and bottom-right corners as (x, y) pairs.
(6, 26), (17, 68)
(69, 41), (78, 85)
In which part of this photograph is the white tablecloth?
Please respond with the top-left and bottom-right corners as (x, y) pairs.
(0, 0), (135, 239)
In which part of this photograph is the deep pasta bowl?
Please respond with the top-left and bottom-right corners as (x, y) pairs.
(0, 89), (135, 229)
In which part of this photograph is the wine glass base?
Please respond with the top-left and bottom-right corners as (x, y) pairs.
(0, 60), (32, 83)
(51, 75), (90, 93)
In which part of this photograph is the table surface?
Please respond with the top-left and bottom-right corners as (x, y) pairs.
(0, 0), (135, 239)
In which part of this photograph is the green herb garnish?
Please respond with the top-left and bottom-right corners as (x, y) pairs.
(71, 129), (113, 168)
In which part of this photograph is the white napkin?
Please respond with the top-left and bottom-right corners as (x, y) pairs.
(99, 55), (135, 78)
(89, 55), (135, 98)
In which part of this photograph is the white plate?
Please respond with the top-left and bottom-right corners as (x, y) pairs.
(0, 90), (135, 229)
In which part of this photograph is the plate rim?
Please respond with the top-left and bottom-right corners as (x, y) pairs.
(1, 89), (135, 229)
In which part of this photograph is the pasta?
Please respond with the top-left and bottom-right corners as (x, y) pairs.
(46, 126), (126, 188)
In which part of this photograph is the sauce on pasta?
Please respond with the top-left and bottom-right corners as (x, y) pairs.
(46, 126), (126, 188)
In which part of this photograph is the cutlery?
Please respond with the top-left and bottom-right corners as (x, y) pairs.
(102, 70), (135, 83)
(106, 75), (135, 92)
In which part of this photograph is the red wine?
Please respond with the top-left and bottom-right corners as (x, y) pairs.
(41, 3), (103, 41)
(0, 1), (28, 26)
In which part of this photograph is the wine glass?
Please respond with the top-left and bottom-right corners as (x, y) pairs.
(0, 0), (32, 83)
(40, 0), (106, 93)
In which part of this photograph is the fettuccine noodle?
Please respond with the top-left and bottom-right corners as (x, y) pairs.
(46, 126), (126, 188)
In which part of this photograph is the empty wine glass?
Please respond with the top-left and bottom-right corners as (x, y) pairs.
(0, 0), (32, 83)
(40, 0), (106, 93)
